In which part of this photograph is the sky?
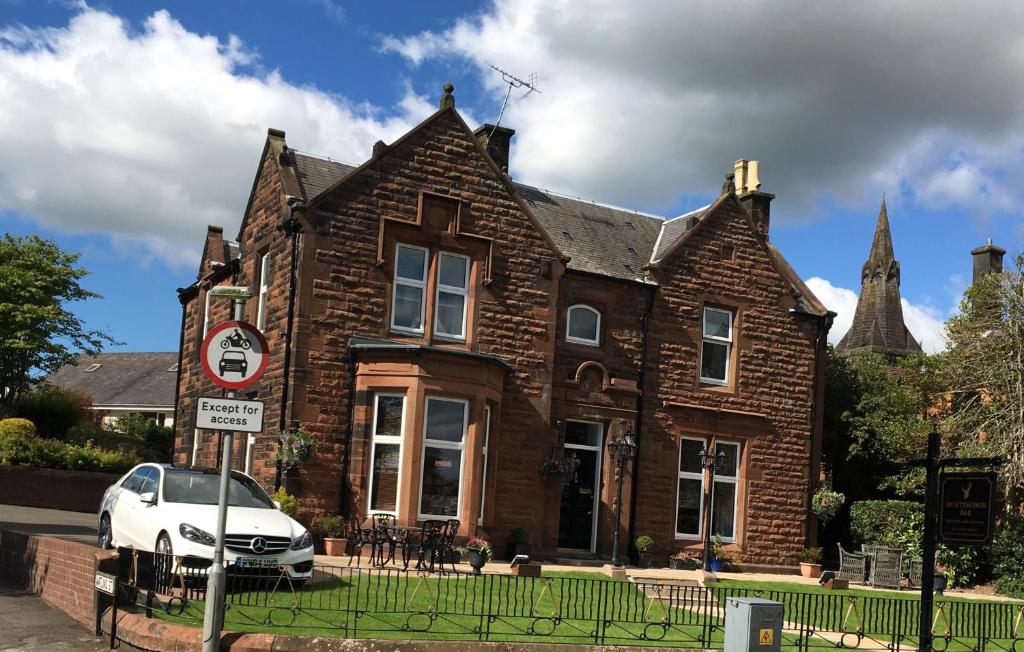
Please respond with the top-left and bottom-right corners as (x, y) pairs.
(1, 0), (1022, 355)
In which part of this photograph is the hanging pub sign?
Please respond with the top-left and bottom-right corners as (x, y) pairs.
(938, 472), (997, 545)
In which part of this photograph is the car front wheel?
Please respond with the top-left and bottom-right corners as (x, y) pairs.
(97, 514), (112, 549)
(155, 533), (175, 588)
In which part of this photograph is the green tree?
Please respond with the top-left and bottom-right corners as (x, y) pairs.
(0, 235), (115, 416)
(943, 253), (1024, 507)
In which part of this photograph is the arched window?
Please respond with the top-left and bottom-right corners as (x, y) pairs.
(566, 304), (601, 346)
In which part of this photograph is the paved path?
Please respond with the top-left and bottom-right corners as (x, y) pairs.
(0, 577), (106, 651)
(0, 504), (98, 546)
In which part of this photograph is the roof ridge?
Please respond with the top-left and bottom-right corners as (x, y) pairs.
(513, 182), (668, 222)
(290, 149), (357, 166)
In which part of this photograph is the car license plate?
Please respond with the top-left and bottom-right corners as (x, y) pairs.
(234, 557), (279, 569)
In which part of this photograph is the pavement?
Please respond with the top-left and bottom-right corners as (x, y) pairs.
(0, 577), (106, 651)
(0, 504), (98, 546)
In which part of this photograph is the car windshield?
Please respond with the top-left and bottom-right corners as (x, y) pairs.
(162, 471), (274, 508)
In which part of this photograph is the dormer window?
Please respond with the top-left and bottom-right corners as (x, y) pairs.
(566, 304), (601, 346)
(434, 252), (469, 340)
(700, 307), (733, 385)
(391, 244), (428, 334)
(84, 363), (102, 373)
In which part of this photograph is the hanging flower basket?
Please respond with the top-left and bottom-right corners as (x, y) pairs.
(539, 452), (580, 486)
(811, 486), (846, 526)
(276, 425), (317, 472)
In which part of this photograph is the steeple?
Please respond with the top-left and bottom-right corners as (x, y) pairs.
(836, 197), (922, 358)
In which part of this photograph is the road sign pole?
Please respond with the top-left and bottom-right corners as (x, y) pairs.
(918, 427), (940, 652)
(202, 299), (246, 652)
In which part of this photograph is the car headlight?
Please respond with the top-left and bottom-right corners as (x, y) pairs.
(290, 530), (313, 550)
(179, 523), (216, 546)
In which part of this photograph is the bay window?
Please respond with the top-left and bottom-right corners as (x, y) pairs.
(675, 437), (706, 537)
(419, 397), (468, 519)
(700, 307), (733, 385)
(434, 252), (469, 340)
(367, 394), (405, 515)
(478, 405), (491, 524)
(392, 244), (428, 333)
(710, 441), (740, 540)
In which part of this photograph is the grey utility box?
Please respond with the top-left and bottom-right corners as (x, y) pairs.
(724, 597), (784, 652)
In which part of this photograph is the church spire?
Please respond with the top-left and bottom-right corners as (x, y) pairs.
(837, 197), (922, 358)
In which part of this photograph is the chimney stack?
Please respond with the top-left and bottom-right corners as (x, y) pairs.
(734, 159), (774, 239)
(970, 239), (1006, 284)
(473, 123), (515, 173)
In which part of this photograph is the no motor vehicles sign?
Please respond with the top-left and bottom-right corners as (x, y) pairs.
(200, 320), (269, 390)
(195, 397), (265, 433)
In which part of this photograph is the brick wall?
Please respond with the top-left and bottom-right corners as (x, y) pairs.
(0, 529), (108, 626)
(0, 465), (122, 513)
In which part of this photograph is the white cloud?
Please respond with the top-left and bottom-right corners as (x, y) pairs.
(382, 0), (1024, 220)
(805, 277), (947, 354)
(0, 6), (434, 265)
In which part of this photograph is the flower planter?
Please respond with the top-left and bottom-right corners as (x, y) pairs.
(708, 558), (725, 573)
(323, 537), (347, 557)
(799, 562), (822, 579)
(468, 549), (486, 575)
(669, 557), (697, 570)
(638, 551), (652, 568)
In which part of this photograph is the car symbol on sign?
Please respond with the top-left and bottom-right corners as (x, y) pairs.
(219, 351), (248, 376)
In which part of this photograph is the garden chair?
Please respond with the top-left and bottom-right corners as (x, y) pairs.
(836, 544), (867, 584)
(346, 516), (375, 567)
(371, 513), (397, 566)
(435, 519), (461, 574)
(908, 559), (923, 588)
(412, 520), (445, 572)
(869, 547), (903, 589)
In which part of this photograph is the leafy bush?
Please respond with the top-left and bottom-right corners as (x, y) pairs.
(850, 500), (982, 587)
(0, 431), (138, 473)
(14, 387), (90, 439)
(993, 511), (1024, 598)
(800, 547), (823, 564)
(317, 514), (347, 539)
(272, 487), (299, 519)
(635, 535), (654, 552)
(0, 418), (36, 438)
(64, 415), (173, 463)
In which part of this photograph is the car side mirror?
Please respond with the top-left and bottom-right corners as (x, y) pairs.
(139, 491), (157, 505)
(273, 500), (282, 510)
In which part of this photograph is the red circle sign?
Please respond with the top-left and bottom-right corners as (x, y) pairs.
(200, 321), (270, 390)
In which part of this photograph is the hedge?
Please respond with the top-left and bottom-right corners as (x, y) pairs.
(0, 432), (139, 474)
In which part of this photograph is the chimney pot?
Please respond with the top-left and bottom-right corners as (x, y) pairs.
(733, 160), (773, 239)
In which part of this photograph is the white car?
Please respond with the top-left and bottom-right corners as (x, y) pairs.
(97, 464), (314, 581)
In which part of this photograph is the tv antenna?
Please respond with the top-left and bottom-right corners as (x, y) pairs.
(489, 65), (540, 133)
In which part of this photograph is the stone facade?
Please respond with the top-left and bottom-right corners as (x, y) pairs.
(174, 93), (829, 569)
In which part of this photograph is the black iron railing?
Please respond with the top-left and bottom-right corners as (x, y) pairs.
(109, 548), (1024, 650)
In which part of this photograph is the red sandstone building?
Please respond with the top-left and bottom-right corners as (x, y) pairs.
(174, 86), (832, 569)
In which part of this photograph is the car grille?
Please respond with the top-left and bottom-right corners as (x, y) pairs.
(224, 534), (291, 555)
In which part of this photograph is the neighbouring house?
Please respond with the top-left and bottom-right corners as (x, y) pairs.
(174, 84), (833, 569)
(47, 352), (179, 427)
(836, 199), (922, 359)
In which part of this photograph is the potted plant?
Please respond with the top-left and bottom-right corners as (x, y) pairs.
(669, 551), (699, 570)
(708, 535), (727, 573)
(635, 535), (654, 568)
(539, 452), (581, 485)
(507, 527), (530, 559)
(463, 537), (492, 575)
(799, 546), (823, 578)
(318, 514), (347, 557)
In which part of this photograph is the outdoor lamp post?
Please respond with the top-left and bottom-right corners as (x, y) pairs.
(698, 445), (727, 571)
(608, 425), (637, 567)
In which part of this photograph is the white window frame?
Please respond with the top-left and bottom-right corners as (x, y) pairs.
(699, 307), (733, 385)
(566, 304), (601, 346)
(478, 405), (491, 525)
(390, 243), (429, 335)
(562, 419), (604, 553)
(710, 440), (741, 543)
(256, 252), (270, 331)
(202, 290), (212, 339)
(675, 436), (707, 540)
(433, 251), (470, 341)
(191, 429), (202, 467)
(418, 396), (469, 521)
(366, 393), (406, 517)
(244, 433), (255, 475)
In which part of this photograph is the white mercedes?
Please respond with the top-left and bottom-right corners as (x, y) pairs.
(97, 464), (314, 581)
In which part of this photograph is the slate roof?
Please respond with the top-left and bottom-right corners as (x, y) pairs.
(46, 352), (178, 408)
(291, 152), (355, 201)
